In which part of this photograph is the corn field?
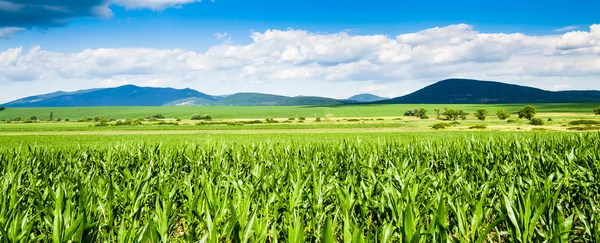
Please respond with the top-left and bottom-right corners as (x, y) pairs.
(0, 133), (599, 242)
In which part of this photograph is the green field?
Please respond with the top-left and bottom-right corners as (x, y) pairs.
(1, 103), (598, 120)
(0, 132), (599, 242)
(1, 104), (600, 242)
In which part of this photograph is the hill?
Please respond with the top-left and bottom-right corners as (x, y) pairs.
(376, 79), (600, 104)
(2, 85), (351, 107)
(347, 93), (388, 102)
(214, 93), (348, 106)
(2, 85), (217, 107)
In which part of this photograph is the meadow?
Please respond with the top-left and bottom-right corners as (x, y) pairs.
(0, 103), (598, 121)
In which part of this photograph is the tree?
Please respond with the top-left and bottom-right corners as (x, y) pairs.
(30, 116), (37, 121)
(518, 105), (536, 120)
(50, 112), (54, 121)
(442, 107), (458, 120)
(0, 106), (5, 112)
(404, 109), (418, 116)
(595, 106), (600, 115)
(496, 109), (510, 120)
(417, 108), (428, 119)
(434, 108), (441, 119)
(474, 109), (488, 121)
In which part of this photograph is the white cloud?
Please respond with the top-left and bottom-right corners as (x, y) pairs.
(555, 26), (579, 32)
(0, 27), (25, 39)
(555, 24), (600, 51)
(2, 24), (600, 103)
(110, 0), (203, 10)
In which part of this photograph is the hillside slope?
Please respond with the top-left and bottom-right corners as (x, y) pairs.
(377, 79), (600, 104)
(214, 93), (348, 106)
(347, 93), (388, 102)
(3, 85), (216, 107)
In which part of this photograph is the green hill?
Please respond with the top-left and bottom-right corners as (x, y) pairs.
(376, 79), (600, 104)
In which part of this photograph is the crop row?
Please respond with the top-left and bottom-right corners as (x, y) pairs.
(0, 134), (599, 242)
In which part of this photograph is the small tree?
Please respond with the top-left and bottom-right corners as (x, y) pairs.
(417, 108), (428, 119)
(496, 109), (510, 120)
(474, 109), (488, 121)
(50, 112), (54, 121)
(30, 116), (37, 121)
(518, 105), (536, 120)
(434, 108), (441, 119)
(442, 107), (463, 120)
(594, 106), (600, 115)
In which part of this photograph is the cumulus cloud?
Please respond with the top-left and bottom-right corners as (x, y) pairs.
(2, 24), (600, 102)
(0, 0), (205, 30)
(555, 24), (600, 51)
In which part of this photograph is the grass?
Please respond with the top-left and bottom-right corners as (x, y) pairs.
(0, 132), (598, 241)
(1, 103), (599, 120)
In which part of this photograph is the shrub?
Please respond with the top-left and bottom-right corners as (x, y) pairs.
(0, 106), (5, 112)
(376, 118), (384, 121)
(93, 116), (101, 122)
(298, 117), (306, 121)
(115, 119), (142, 126)
(529, 118), (544, 125)
(242, 120), (263, 124)
(518, 105), (536, 120)
(347, 119), (360, 122)
(265, 117), (275, 123)
(315, 117), (321, 122)
(594, 106), (600, 115)
(176, 117), (181, 122)
(23, 120), (34, 123)
(547, 118), (553, 122)
(65, 119), (70, 122)
(404, 108), (428, 119)
(469, 124), (487, 129)
(496, 109), (511, 120)
(568, 120), (600, 126)
(507, 119), (517, 123)
(191, 114), (212, 121)
(30, 116), (37, 121)
(474, 109), (488, 121)
(288, 118), (295, 121)
(432, 123), (450, 130)
(13, 116), (22, 121)
(148, 113), (165, 119)
(4, 119), (10, 123)
(95, 118), (109, 127)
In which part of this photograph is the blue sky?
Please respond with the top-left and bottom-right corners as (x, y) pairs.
(1, 0), (600, 102)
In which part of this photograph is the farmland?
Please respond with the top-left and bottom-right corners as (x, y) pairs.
(0, 103), (598, 121)
(1, 104), (600, 242)
(0, 132), (599, 242)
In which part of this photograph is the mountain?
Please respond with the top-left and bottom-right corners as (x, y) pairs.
(2, 85), (350, 107)
(3, 85), (217, 107)
(347, 93), (388, 102)
(214, 93), (348, 106)
(376, 79), (600, 104)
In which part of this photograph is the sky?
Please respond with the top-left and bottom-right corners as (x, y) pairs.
(1, 0), (600, 103)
